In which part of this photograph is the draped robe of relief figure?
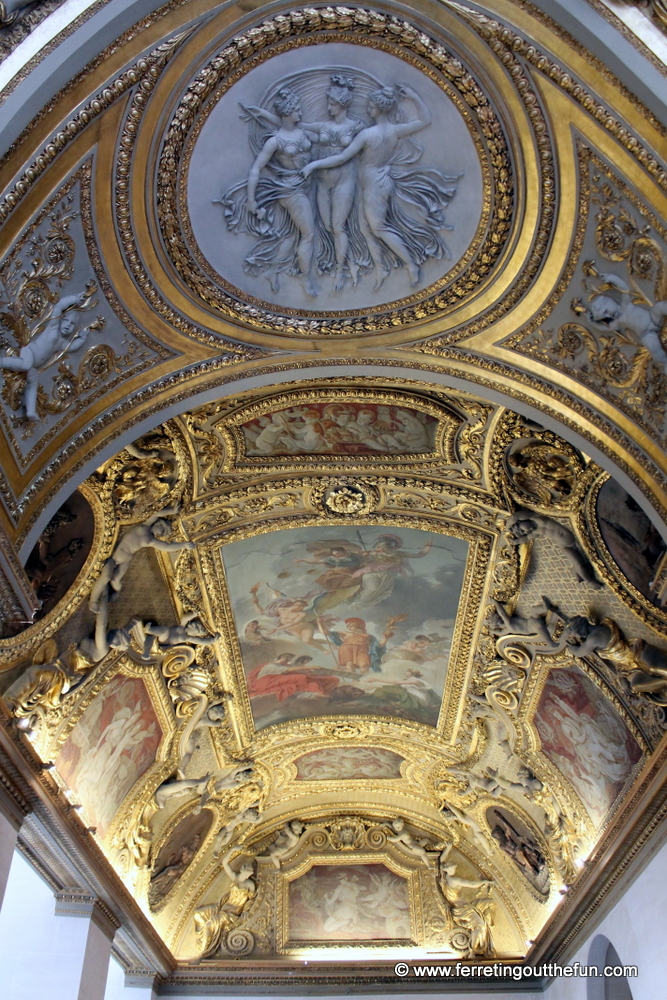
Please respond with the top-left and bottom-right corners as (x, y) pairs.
(230, 88), (320, 297)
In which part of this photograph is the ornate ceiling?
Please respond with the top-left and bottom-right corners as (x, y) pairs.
(0, 0), (666, 991)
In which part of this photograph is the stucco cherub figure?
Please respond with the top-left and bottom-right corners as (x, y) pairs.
(582, 272), (667, 370)
(386, 817), (437, 865)
(0, 282), (101, 421)
(82, 507), (195, 663)
(154, 773), (212, 811)
(175, 699), (231, 777)
(488, 597), (565, 657)
(212, 806), (262, 856)
(143, 613), (220, 652)
(506, 509), (600, 588)
(441, 802), (489, 855)
(266, 820), (306, 868)
(153, 764), (254, 812)
(486, 764), (544, 799)
(89, 506), (194, 613)
(564, 614), (667, 705)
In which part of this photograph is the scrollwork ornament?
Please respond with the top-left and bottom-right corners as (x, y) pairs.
(222, 927), (255, 957)
(515, 155), (667, 447)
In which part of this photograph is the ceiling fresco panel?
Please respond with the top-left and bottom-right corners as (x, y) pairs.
(293, 746), (405, 780)
(286, 862), (412, 943)
(55, 674), (164, 839)
(221, 523), (469, 730)
(534, 666), (642, 829)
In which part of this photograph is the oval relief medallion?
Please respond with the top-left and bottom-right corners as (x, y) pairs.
(160, 10), (511, 335)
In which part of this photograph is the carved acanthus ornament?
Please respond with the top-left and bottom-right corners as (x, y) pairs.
(513, 159), (667, 448)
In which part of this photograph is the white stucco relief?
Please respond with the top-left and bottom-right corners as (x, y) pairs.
(188, 44), (483, 312)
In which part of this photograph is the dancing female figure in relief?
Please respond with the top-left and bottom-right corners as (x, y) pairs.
(303, 84), (459, 290)
(223, 88), (319, 297)
(240, 75), (368, 289)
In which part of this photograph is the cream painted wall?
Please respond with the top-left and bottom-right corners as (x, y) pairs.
(543, 838), (667, 1000)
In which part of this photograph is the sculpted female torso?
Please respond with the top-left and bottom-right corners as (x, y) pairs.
(304, 84), (456, 291)
(244, 89), (319, 296)
(271, 130), (312, 172)
(244, 76), (365, 289)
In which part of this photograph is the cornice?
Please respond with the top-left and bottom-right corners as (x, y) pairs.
(0, 704), (175, 976)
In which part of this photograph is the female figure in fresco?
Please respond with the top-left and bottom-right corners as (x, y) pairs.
(238, 75), (368, 289)
(303, 83), (458, 290)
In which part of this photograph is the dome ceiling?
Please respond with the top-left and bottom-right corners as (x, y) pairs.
(0, 0), (666, 990)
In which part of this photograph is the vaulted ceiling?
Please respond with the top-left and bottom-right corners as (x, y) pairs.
(0, 0), (666, 991)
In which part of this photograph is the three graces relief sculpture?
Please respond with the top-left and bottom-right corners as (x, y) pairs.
(188, 45), (482, 312)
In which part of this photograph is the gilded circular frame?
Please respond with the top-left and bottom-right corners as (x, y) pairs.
(156, 7), (514, 336)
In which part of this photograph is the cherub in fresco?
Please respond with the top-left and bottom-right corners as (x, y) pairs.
(248, 584), (323, 645)
(289, 408), (327, 451)
(359, 870), (410, 930)
(384, 634), (436, 664)
(343, 407), (391, 451)
(393, 409), (431, 451)
(251, 411), (297, 454)
(319, 403), (357, 447)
